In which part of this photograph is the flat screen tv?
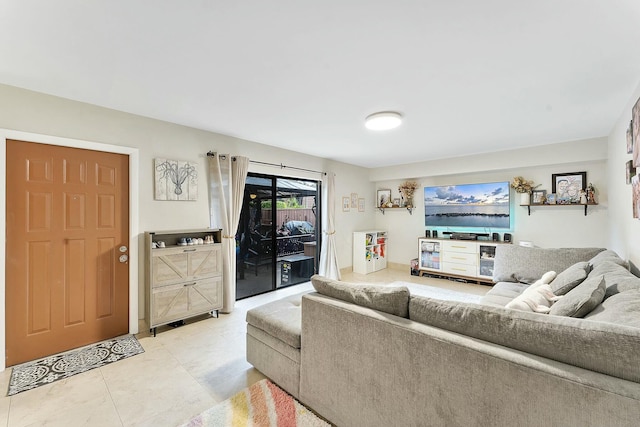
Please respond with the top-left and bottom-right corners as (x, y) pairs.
(424, 181), (511, 230)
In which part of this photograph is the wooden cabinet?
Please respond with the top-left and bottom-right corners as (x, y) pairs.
(353, 230), (388, 274)
(418, 238), (508, 283)
(145, 229), (223, 335)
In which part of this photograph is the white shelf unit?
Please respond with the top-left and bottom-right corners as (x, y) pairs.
(353, 230), (388, 274)
(418, 238), (509, 283)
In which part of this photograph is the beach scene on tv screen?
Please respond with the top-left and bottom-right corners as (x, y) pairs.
(424, 182), (510, 229)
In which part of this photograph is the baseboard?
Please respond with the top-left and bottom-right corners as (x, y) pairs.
(341, 262), (410, 276)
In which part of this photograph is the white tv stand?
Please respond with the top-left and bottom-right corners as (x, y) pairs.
(418, 237), (511, 284)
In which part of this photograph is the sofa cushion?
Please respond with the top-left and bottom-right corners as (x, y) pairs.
(585, 289), (640, 328)
(589, 260), (640, 298)
(408, 295), (640, 383)
(310, 275), (410, 318)
(551, 262), (590, 295)
(493, 246), (604, 284)
(479, 282), (529, 307)
(246, 293), (304, 348)
(549, 275), (606, 317)
(588, 249), (629, 269)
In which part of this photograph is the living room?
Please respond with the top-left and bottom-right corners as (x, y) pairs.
(1, 1), (640, 425)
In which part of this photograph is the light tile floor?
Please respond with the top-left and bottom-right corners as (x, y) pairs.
(0, 268), (490, 427)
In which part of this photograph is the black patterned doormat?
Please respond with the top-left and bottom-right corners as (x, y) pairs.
(7, 334), (144, 396)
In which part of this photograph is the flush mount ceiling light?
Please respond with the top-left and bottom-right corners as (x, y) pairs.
(365, 111), (403, 131)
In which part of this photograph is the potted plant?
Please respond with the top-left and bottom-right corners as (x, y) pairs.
(398, 180), (419, 208)
(511, 176), (538, 205)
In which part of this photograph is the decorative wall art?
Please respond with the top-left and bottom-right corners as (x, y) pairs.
(377, 189), (392, 208)
(627, 120), (634, 154)
(633, 97), (640, 167)
(154, 158), (198, 201)
(633, 175), (640, 219)
(358, 198), (365, 212)
(342, 196), (350, 212)
(551, 172), (586, 203)
(626, 160), (637, 185)
(532, 190), (547, 204)
(351, 193), (358, 208)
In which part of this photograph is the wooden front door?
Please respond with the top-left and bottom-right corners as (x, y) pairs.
(5, 139), (130, 366)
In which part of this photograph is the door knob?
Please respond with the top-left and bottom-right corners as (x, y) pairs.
(119, 246), (128, 253)
(119, 254), (128, 263)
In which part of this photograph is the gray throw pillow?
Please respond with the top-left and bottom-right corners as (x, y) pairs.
(310, 275), (410, 318)
(551, 262), (590, 295)
(585, 289), (640, 328)
(549, 275), (606, 317)
(588, 249), (629, 270)
(589, 260), (640, 298)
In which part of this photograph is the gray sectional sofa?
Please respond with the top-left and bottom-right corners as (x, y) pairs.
(246, 246), (640, 426)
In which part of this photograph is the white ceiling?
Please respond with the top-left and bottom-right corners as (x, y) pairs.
(1, 1), (640, 168)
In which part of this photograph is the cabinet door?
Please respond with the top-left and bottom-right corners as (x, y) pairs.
(478, 244), (497, 279)
(151, 283), (189, 326)
(188, 277), (223, 313)
(152, 251), (188, 286)
(189, 245), (222, 278)
(419, 239), (441, 271)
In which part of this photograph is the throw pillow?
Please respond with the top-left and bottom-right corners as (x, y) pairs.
(585, 289), (640, 328)
(549, 275), (606, 317)
(588, 249), (629, 270)
(310, 275), (410, 318)
(550, 262), (590, 295)
(590, 260), (640, 298)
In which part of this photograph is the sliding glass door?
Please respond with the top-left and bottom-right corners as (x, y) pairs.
(236, 173), (320, 299)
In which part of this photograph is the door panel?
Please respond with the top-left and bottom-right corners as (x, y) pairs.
(6, 139), (129, 366)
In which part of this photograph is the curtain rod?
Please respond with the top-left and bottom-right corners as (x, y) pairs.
(207, 151), (326, 175)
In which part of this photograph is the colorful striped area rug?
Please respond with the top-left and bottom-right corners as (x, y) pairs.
(181, 379), (330, 427)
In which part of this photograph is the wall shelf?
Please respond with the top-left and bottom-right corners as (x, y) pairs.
(378, 206), (414, 215)
(521, 203), (598, 216)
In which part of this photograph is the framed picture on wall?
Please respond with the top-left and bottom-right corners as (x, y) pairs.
(627, 120), (634, 154)
(351, 192), (358, 208)
(626, 160), (637, 184)
(532, 190), (547, 204)
(633, 97), (640, 167)
(342, 196), (350, 212)
(358, 198), (365, 212)
(552, 171), (586, 203)
(377, 189), (391, 207)
(632, 175), (640, 219)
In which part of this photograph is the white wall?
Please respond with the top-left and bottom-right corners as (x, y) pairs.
(0, 84), (372, 325)
(372, 138), (609, 266)
(607, 79), (640, 272)
(1, 80), (638, 304)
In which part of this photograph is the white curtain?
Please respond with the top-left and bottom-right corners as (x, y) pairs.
(318, 172), (341, 279)
(208, 153), (249, 313)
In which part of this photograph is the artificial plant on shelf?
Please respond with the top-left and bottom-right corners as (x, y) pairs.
(510, 176), (539, 205)
(398, 180), (419, 208)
